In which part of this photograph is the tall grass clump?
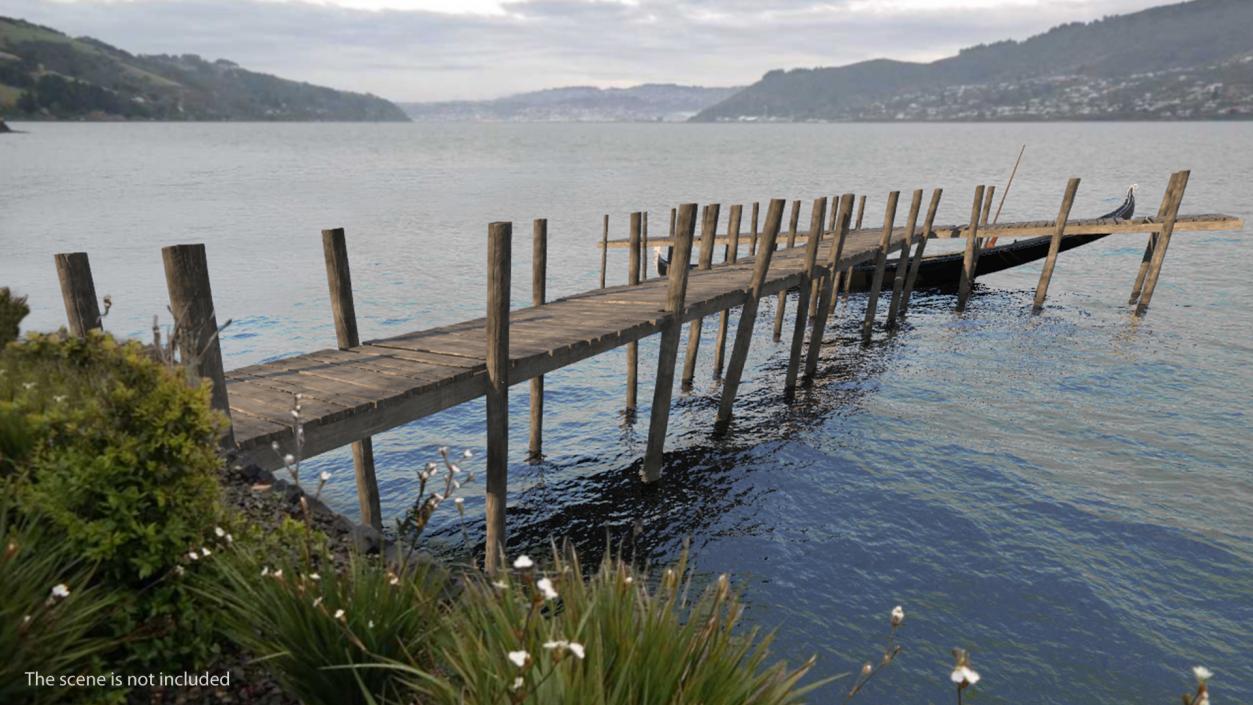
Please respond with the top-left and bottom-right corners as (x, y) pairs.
(0, 287), (28, 346)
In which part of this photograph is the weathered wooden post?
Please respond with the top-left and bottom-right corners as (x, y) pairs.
(320, 227), (382, 530)
(529, 219), (547, 457)
(885, 190), (924, 327)
(641, 204), (697, 483)
(599, 214), (609, 288)
(717, 199), (785, 427)
(900, 189), (944, 316)
(485, 221), (511, 570)
(642, 211), (649, 281)
(804, 193), (854, 380)
(1134, 171), (1189, 316)
(772, 200), (802, 341)
(625, 212), (642, 415)
(974, 184), (995, 260)
(861, 191), (901, 343)
(749, 202), (760, 255)
(681, 204), (720, 388)
(713, 204), (743, 377)
(162, 244), (233, 446)
(1031, 179), (1081, 313)
(956, 186), (985, 312)
(783, 197), (828, 392)
(836, 195), (867, 311)
(54, 252), (102, 337)
(1130, 172), (1186, 307)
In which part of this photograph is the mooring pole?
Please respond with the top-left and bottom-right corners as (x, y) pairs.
(861, 191), (901, 343)
(836, 195), (867, 311)
(320, 227), (382, 531)
(641, 204), (696, 483)
(885, 190), (924, 327)
(162, 244), (233, 446)
(1130, 172), (1186, 306)
(713, 204), (743, 377)
(599, 214), (609, 288)
(625, 212), (642, 415)
(804, 193), (854, 380)
(484, 221), (511, 571)
(772, 200), (802, 341)
(642, 210), (649, 281)
(784, 197), (829, 392)
(681, 204), (720, 388)
(1134, 171), (1190, 316)
(1031, 179), (1082, 313)
(54, 252), (102, 337)
(900, 189), (944, 317)
(749, 202), (760, 256)
(529, 219), (547, 457)
(956, 186), (985, 312)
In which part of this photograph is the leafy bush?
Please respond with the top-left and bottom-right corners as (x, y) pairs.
(0, 287), (28, 347)
(0, 331), (225, 669)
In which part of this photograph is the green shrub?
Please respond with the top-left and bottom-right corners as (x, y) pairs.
(0, 287), (29, 347)
(0, 331), (225, 670)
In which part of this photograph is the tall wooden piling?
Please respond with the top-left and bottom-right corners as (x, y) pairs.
(1130, 173), (1184, 306)
(804, 193), (854, 381)
(713, 204), (743, 376)
(900, 189), (944, 317)
(861, 192), (901, 343)
(886, 190), (924, 327)
(1031, 179), (1081, 313)
(320, 228), (382, 530)
(641, 204), (697, 483)
(1134, 171), (1189, 316)
(530, 219), (547, 456)
(750, 202), (760, 256)
(808, 203), (836, 320)
(54, 252), (102, 337)
(772, 200), (802, 341)
(784, 197), (829, 392)
(162, 244), (233, 445)
(956, 186), (986, 312)
(717, 199), (785, 426)
(599, 214), (609, 288)
(836, 195), (867, 310)
(625, 212), (642, 414)
(484, 221), (511, 570)
(642, 211), (649, 281)
(681, 204), (720, 388)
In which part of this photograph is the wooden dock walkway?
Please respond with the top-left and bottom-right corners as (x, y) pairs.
(48, 172), (1243, 569)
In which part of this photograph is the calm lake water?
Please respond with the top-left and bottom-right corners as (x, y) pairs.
(2, 122), (1251, 703)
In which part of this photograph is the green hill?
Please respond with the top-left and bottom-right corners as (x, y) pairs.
(0, 16), (409, 121)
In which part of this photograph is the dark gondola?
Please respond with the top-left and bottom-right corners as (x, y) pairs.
(655, 186), (1136, 289)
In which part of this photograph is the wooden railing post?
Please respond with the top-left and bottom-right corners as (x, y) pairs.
(717, 199), (785, 426)
(530, 219), (547, 457)
(886, 189), (924, 327)
(599, 214), (609, 288)
(162, 244), (233, 446)
(804, 194), (854, 380)
(784, 197), (828, 392)
(641, 210), (649, 281)
(54, 252), (102, 337)
(681, 203), (720, 388)
(861, 191), (901, 343)
(713, 204), (743, 377)
(1134, 171), (1189, 316)
(900, 189), (944, 317)
(484, 221), (512, 570)
(772, 200), (802, 340)
(836, 195), (867, 311)
(625, 212), (642, 415)
(1032, 179), (1081, 313)
(956, 186), (985, 312)
(748, 202), (760, 256)
(320, 227), (381, 530)
(641, 204), (696, 483)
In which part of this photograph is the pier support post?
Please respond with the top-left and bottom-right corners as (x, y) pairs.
(804, 194), (854, 380)
(485, 221), (512, 570)
(1129, 172), (1186, 308)
(625, 212), (642, 415)
(1133, 171), (1189, 316)
(748, 202), (760, 255)
(642, 211), (649, 281)
(681, 204), (720, 388)
(808, 203), (836, 320)
(530, 219), (547, 456)
(717, 199), (785, 426)
(861, 191), (901, 343)
(641, 204), (696, 483)
(54, 252), (102, 337)
(784, 197), (829, 392)
(162, 244), (233, 446)
(1032, 178), (1082, 313)
(836, 195), (867, 312)
(972, 185), (995, 266)
(599, 214), (609, 288)
(956, 186), (985, 312)
(899, 189), (943, 318)
(713, 204), (743, 377)
(320, 228), (382, 530)
(772, 200), (802, 341)
(886, 190), (924, 327)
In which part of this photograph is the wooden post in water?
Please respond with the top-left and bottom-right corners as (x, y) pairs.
(749, 202), (760, 255)
(529, 219), (547, 457)
(625, 212), (642, 415)
(956, 186), (985, 312)
(681, 204), (720, 388)
(1031, 178), (1081, 313)
(320, 228), (382, 531)
(900, 189), (944, 317)
(804, 194), (854, 380)
(641, 204), (697, 483)
(54, 252), (102, 337)
(599, 214), (609, 288)
(162, 244), (233, 446)
(861, 192), (901, 343)
(1134, 171), (1189, 316)
(783, 197), (828, 392)
(713, 204), (743, 377)
(836, 195), (867, 310)
(642, 211), (649, 281)
(484, 221), (511, 571)
(717, 199), (785, 427)
(886, 190), (924, 327)
(772, 200), (802, 341)
(1129, 172), (1185, 307)
(808, 203), (836, 320)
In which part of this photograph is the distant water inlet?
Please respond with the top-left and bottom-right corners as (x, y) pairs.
(45, 170), (1241, 574)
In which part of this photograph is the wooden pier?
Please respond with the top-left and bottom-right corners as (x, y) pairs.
(50, 173), (1243, 568)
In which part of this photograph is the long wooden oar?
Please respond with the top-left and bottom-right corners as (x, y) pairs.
(982, 144), (1025, 248)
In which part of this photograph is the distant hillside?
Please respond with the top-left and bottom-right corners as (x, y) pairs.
(0, 16), (409, 121)
(401, 84), (741, 122)
(693, 0), (1253, 122)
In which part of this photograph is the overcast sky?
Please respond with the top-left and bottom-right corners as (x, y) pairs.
(6, 0), (1170, 101)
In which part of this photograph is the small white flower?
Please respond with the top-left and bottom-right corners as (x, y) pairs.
(493, 580), (509, 590)
(567, 642), (585, 659)
(200, 546), (211, 557)
(388, 574), (400, 586)
(214, 526), (225, 538)
(290, 409), (300, 419)
(543, 640), (566, 650)
(53, 395), (66, 403)
(188, 550), (200, 561)
(22, 382), (35, 390)
(271, 569), (283, 579)
(283, 453), (296, 466)
(367, 620), (375, 629)
(1193, 666), (1213, 684)
(271, 441), (280, 451)
(333, 609), (345, 620)
(319, 471), (331, 482)
(624, 576), (634, 584)
(507, 650), (530, 668)
(309, 573), (321, 581)
(454, 497), (464, 506)
(312, 597), (324, 608)
(537, 577), (558, 600)
(511, 677), (524, 691)
(173, 565), (185, 576)
(513, 555), (534, 570)
(950, 666), (980, 686)
(261, 566), (270, 576)
(50, 584), (70, 600)
(22, 614), (32, 624)
(225, 533), (233, 544)
(449, 464), (462, 475)
(890, 605), (905, 627)
(462, 449), (473, 459)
